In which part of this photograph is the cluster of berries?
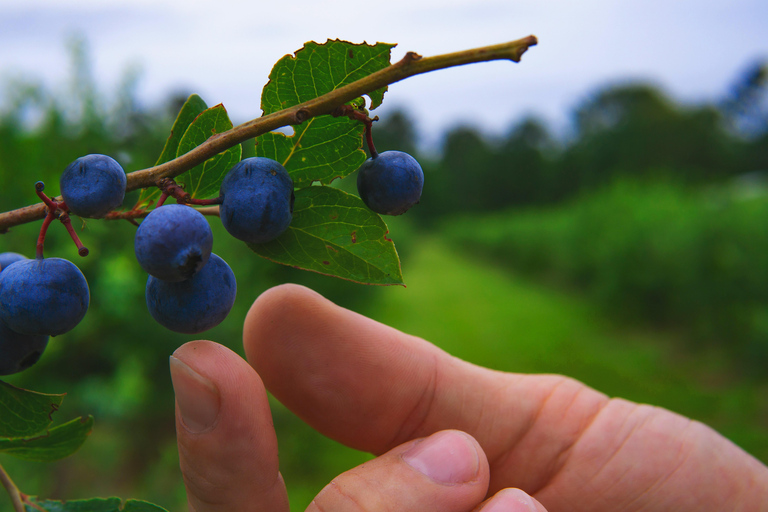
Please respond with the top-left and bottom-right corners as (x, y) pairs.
(0, 154), (124, 375)
(136, 156), (295, 334)
(0, 137), (423, 375)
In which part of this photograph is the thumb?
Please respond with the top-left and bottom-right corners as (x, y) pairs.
(473, 488), (550, 512)
(170, 340), (289, 512)
(309, 429), (490, 512)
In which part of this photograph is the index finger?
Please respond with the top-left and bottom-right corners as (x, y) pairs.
(243, 284), (607, 493)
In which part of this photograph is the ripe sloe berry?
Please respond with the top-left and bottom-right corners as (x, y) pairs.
(145, 253), (236, 334)
(60, 154), (127, 218)
(0, 252), (28, 272)
(135, 204), (213, 282)
(0, 257), (90, 336)
(356, 151), (424, 215)
(219, 157), (294, 244)
(0, 319), (48, 376)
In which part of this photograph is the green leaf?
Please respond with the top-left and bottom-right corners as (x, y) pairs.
(249, 186), (404, 285)
(256, 116), (369, 188)
(257, 39), (395, 187)
(24, 497), (122, 512)
(0, 415), (93, 461)
(23, 498), (169, 512)
(0, 381), (64, 438)
(121, 500), (169, 512)
(175, 104), (242, 199)
(138, 94), (208, 206)
(155, 94), (208, 167)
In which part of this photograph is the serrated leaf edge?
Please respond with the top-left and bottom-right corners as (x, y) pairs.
(261, 39), (396, 114)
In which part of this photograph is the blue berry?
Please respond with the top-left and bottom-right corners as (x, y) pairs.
(356, 151), (424, 215)
(60, 154), (127, 218)
(0, 252), (28, 272)
(0, 258), (90, 336)
(219, 157), (294, 244)
(0, 319), (48, 375)
(135, 204), (213, 282)
(145, 253), (236, 334)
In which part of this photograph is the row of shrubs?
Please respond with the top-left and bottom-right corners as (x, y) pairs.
(442, 177), (768, 371)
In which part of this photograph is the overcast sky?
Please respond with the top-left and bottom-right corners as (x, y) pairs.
(1, 0), (767, 147)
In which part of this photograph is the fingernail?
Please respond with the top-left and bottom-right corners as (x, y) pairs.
(402, 430), (480, 485)
(169, 355), (220, 433)
(481, 488), (539, 512)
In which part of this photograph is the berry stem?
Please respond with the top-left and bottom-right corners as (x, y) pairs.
(0, 35), (538, 232)
(156, 178), (223, 206)
(0, 462), (25, 512)
(156, 192), (169, 208)
(187, 196), (224, 206)
(365, 120), (378, 159)
(36, 209), (56, 259)
(331, 104), (378, 158)
(34, 182), (89, 257)
(34, 182), (56, 210)
(59, 213), (89, 257)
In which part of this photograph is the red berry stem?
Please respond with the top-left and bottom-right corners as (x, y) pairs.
(59, 213), (89, 257)
(156, 192), (169, 208)
(35, 210), (55, 260)
(34, 181), (57, 210)
(331, 105), (379, 158)
(187, 196), (224, 206)
(155, 178), (223, 206)
(364, 120), (378, 159)
(33, 181), (89, 258)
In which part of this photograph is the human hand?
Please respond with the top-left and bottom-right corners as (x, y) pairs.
(169, 284), (768, 511)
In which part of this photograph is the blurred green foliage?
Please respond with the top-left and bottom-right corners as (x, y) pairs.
(0, 39), (766, 511)
(443, 179), (768, 371)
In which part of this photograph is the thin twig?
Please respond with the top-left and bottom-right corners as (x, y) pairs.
(0, 35), (537, 233)
(0, 462), (25, 512)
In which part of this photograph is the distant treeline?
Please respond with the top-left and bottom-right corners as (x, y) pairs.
(372, 60), (768, 221)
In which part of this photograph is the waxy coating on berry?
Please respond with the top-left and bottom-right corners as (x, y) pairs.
(219, 157), (294, 244)
(145, 253), (236, 334)
(60, 154), (127, 218)
(356, 150), (424, 216)
(135, 204), (213, 282)
(0, 257), (90, 336)
(0, 252), (28, 272)
(0, 319), (48, 376)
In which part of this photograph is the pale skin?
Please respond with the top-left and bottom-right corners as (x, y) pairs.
(169, 284), (768, 512)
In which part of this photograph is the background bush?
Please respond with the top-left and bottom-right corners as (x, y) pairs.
(442, 179), (768, 371)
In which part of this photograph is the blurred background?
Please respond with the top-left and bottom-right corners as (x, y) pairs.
(1, 1), (767, 511)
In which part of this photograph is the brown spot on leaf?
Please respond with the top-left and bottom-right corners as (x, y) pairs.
(322, 261), (330, 265)
(330, 213), (338, 220)
(351, 231), (357, 243)
(49, 402), (60, 422)
(349, 49), (354, 59)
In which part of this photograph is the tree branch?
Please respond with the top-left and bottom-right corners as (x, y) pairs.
(0, 35), (537, 233)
